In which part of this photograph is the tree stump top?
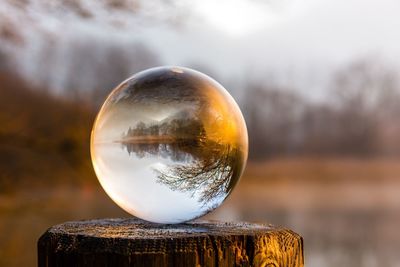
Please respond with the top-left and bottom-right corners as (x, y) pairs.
(39, 218), (304, 267)
(47, 218), (282, 239)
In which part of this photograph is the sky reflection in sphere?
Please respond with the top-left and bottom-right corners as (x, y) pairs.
(91, 66), (248, 224)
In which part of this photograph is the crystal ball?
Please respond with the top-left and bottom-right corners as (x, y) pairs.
(91, 66), (248, 223)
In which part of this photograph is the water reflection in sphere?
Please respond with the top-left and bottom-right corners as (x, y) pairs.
(91, 66), (248, 223)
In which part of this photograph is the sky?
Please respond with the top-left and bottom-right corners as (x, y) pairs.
(144, 0), (400, 85)
(1, 0), (400, 100)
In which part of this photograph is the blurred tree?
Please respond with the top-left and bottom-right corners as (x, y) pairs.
(64, 40), (160, 107)
(329, 58), (400, 156)
(0, 72), (95, 193)
(0, 49), (14, 72)
(243, 83), (305, 159)
(243, 58), (400, 158)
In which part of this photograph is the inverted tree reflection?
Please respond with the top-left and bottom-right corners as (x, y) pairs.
(154, 142), (242, 205)
(120, 121), (242, 205)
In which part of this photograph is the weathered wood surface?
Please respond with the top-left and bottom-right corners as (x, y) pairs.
(38, 218), (304, 267)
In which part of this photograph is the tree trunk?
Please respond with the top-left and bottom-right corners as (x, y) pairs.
(38, 218), (304, 267)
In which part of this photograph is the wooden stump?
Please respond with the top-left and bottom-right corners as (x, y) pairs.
(38, 218), (304, 267)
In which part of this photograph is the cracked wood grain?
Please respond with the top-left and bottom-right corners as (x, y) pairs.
(38, 218), (303, 267)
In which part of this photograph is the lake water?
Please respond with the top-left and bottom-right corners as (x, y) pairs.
(2, 159), (399, 267)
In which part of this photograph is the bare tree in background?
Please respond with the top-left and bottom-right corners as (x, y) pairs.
(0, 49), (14, 72)
(243, 58), (400, 158)
(243, 83), (305, 158)
(91, 43), (160, 107)
(64, 40), (160, 107)
(329, 58), (400, 156)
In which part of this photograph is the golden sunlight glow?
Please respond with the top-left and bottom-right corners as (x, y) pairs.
(201, 84), (242, 145)
(193, 0), (279, 36)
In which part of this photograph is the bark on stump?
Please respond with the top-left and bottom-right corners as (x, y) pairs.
(38, 218), (304, 267)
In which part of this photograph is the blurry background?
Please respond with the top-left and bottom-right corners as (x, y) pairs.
(1, 0), (400, 266)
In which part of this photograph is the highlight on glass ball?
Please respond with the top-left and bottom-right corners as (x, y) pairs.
(91, 66), (248, 224)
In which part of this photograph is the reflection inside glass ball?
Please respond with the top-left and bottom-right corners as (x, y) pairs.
(91, 66), (248, 223)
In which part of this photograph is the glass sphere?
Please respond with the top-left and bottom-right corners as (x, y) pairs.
(91, 66), (248, 224)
